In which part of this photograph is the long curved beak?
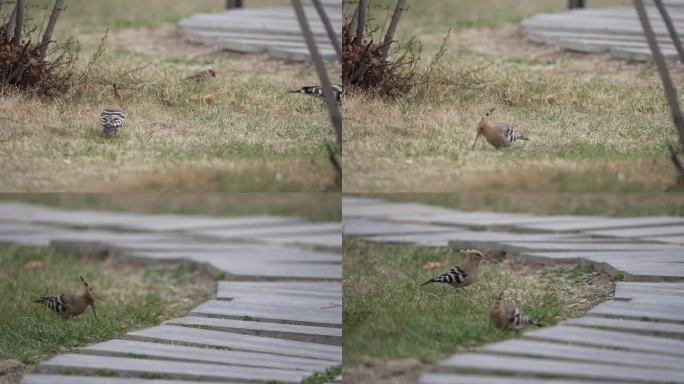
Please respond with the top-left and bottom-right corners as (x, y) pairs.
(471, 133), (480, 150)
(91, 303), (98, 320)
(483, 255), (501, 264)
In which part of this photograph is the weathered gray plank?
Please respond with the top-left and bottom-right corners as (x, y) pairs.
(438, 353), (684, 383)
(481, 338), (684, 370)
(420, 374), (629, 384)
(615, 282), (684, 298)
(342, 218), (455, 236)
(165, 316), (341, 345)
(22, 374), (212, 384)
(523, 325), (684, 356)
(39, 354), (308, 384)
(588, 300), (684, 323)
(587, 225), (684, 238)
(79, 339), (332, 371)
(567, 316), (684, 338)
(515, 216), (684, 233)
(191, 300), (341, 327)
(126, 325), (341, 361)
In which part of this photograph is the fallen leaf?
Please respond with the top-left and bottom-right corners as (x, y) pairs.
(423, 260), (443, 269)
(202, 94), (213, 105)
(544, 94), (556, 105)
(23, 260), (44, 270)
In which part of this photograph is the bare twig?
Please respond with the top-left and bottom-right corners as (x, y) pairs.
(381, 0), (405, 59)
(38, 0), (64, 58)
(353, 0), (367, 46)
(311, 0), (342, 62)
(634, 0), (684, 152)
(292, 0), (342, 151)
(653, 0), (684, 63)
(13, 0), (22, 46)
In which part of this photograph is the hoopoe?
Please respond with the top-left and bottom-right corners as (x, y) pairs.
(472, 108), (529, 150)
(33, 276), (97, 320)
(185, 69), (216, 82)
(290, 84), (344, 104)
(490, 292), (542, 331)
(100, 84), (126, 136)
(421, 249), (499, 289)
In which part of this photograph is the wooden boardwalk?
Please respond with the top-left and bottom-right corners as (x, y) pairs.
(520, 0), (684, 60)
(0, 202), (341, 384)
(177, 0), (341, 61)
(343, 197), (684, 384)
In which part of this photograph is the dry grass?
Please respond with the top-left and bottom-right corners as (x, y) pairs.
(343, 2), (681, 192)
(1, 4), (340, 192)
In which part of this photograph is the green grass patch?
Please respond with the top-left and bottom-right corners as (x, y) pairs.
(343, 238), (612, 366)
(0, 194), (341, 222)
(302, 365), (342, 384)
(0, 244), (215, 365)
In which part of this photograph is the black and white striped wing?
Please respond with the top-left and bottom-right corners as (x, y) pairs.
(100, 109), (126, 135)
(429, 266), (468, 285)
(294, 85), (343, 103)
(34, 295), (67, 316)
(503, 125), (528, 144)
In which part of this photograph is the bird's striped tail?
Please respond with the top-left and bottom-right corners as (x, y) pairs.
(34, 296), (65, 313)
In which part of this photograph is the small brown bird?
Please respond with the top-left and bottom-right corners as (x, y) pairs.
(34, 276), (97, 320)
(421, 249), (499, 289)
(490, 292), (542, 331)
(185, 69), (216, 82)
(472, 108), (529, 150)
(100, 84), (126, 136)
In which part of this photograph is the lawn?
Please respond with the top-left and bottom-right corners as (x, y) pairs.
(342, 238), (613, 384)
(342, 0), (682, 192)
(368, 192), (684, 217)
(0, 244), (217, 382)
(0, 193), (342, 222)
(0, 0), (340, 192)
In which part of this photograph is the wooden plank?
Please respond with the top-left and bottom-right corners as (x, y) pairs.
(523, 325), (684, 356)
(481, 338), (684, 370)
(588, 300), (684, 323)
(615, 282), (684, 298)
(39, 354), (308, 384)
(420, 374), (627, 384)
(165, 316), (341, 345)
(79, 339), (332, 372)
(516, 216), (684, 233)
(438, 353), (684, 383)
(126, 325), (341, 362)
(22, 374), (211, 384)
(190, 300), (341, 327)
(567, 316), (684, 339)
(342, 218), (455, 236)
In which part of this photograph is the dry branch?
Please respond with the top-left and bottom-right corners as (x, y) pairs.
(12, 0), (22, 46)
(353, 0), (367, 46)
(634, 0), (684, 150)
(381, 0), (405, 59)
(291, 0), (342, 152)
(311, 0), (342, 62)
(39, 0), (64, 58)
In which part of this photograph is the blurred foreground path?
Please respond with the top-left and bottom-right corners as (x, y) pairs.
(0, 202), (341, 384)
(521, 0), (684, 61)
(178, 0), (341, 61)
(343, 196), (684, 384)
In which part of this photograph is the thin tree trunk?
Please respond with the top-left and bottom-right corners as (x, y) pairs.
(13, 0), (23, 46)
(5, 5), (16, 39)
(0, 0), (5, 13)
(653, 0), (684, 63)
(311, 0), (342, 62)
(381, 0), (405, 59)
(634, 0), (684, 152)
(349, 5), (359, 35)
(292, 0), (342, 152)
(353, 0), (367, 46)
(39, 0), (64, 58)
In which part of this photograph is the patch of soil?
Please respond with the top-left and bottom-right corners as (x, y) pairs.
(0, 360), (25, 384)
(344, 358), (424, 384)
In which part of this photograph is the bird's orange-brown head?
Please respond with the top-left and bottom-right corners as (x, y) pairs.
(112, 84), (123, 108)
(80, 276), (97, 319)
(460, 249), (500, 265)
(473, 108), (496, 149)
